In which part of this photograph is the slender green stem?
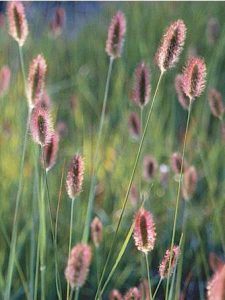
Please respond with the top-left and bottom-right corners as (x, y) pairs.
(152, 278), (162, 300)
(67, 198), (75, 300)
(95, 72), (164, 300)
(74, 288), (80, 300)
(165, 101), (192, 300)
(19, 45), (27, 90)
(145, 253), (152, 300)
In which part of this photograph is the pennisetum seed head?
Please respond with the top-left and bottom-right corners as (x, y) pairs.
(0, 66), (11, 97)
(182, 57), (207, 101)
(7, 1), (28, 47)
(155, 19), (187, 73)
(143, 155), (157, 181)
(27, 54), (47, 108)
(66, 154), (84, 199)
(91, 217), (103, 248)
(128, 112), (141, 140)
(175, 74), (190, 110)
(182, 166), (198, 201)
(208, 88), (224, 119)
(132, 62), (151, 107)
(133, 208), (156, 253)
(124, 287), (141, 300)
(109, 289), (123, 300)
(106, 11), (126, 59)
(170, 152), (188, 175)
(159, 246), (180, 279)
(42, 132), (59, 172)
(65, 243), (92, 289)
(207, 264), (225, 300)
(30, 106), (53, 146)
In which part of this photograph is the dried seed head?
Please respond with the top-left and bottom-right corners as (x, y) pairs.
(109, 289), (123, 300)
(182, 57), (207, 100)
(49, 7), (65, 37)
(66, 154), (84, 199)
(30, 106), (53, 146)
(170, 152), (188, 175)
(27, 54), (47, 107)
(124, 287), (141, 300)
(207, 17), (220, 45)
(106, 11), (126, 59)
(7, 1), (28, 47)
(132, 62), (151, 107)
(159, 246), (180, 279)
(128, 112), (141, 140)
(207, 264), (225, 300)
(65, 243), (92, 289)
(0, 66), (11, 97)
(143, 155), (157, 181)
(182, 166), (198, 201)
(175, 74), (190, 110)
(91, 217), (103, 248)
(133, 208), (156, 253)
(155, 19), (187, 73)
(208, 88), (224, 119)
(42, 132), (59, 172)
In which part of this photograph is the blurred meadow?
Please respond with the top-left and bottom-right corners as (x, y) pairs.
(0, 1), (225, 299)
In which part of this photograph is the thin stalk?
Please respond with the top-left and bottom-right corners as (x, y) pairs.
(74, 288), (80, 300)
(145, 253), (152, 300)
(82, 57), (114, 243)
(152, 278), (162, 300)
(165, 101), (192, 300)
(95, 72), (164, 300)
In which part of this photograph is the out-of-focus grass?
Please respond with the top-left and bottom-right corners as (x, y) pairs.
(0, 1), (225, 299)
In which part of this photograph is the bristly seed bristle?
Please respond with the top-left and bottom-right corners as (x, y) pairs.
(66, 154), (84, 199)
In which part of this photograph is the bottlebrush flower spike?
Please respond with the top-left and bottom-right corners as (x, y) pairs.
(182, 57), (207, 100)
(30, 106), (53, 146)
(27, 54), (47, 107)
(155, 19), (187, 73)
(109, 289), (123, 300)
(106, 11), (126, 59)
(143, 155), (157, 181)
(133, 208), (156, 253)
(49, 7), (65, 37)
(128, 112), (141, 140)
(91, 217), (103, 248)
(7, 1), (28, 47)
(182, 166), (198, 200)
(208, 88), (224, 119)
(207, 264), (225, 300)
(124, 287), (141, 300)
(42, 132), (59, 172)
(175, 74), (190, 110)
(132, 62), (151, 107)
(0, 66), (11, 97)
(66, 154), (84, 199)
(170, 152), (188, 175)
(65, 243), (92, 289)
(159, 246), (180, 279)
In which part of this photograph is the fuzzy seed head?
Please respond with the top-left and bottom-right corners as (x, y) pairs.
(42, 132), (59, 172)
(128, 112), (141, 140)
(175, 74), (190, 110)
(143, 155), (157, 181)
(133, 208), (156, 253)
(91, 217), (103, 248)
(132, 62), (151, 107)
(65, 243), (92, 289)
(7, 1), (28, 46)
(66, 154), (84, 199)
(106, 11), (126, 59)
(207, 264), (225, 300)
(159, 246), (180, 279)
(0, 66), (11, 97)
(109, 289), (123, 300)
(182, 166), (198, 201)
(182, 57), (207, 100)
(155, 19), (187, 73)
(124, 287), (141, 300)
(170, 152), (188, 175)
(208, 88), (224, 119)
(30, 106), (53, 146)
(49, 7), (65, 37)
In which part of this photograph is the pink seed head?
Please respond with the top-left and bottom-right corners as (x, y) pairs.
(170, 152), (188, 175)
(208, 88), (224, 119)
(143, 155), (157, 181)
(42, 132), (59, 172)
(65, 243), (92, 289)
(109, 289), (123, 300)
(30, 106), (53, 146)
(155, 19), (187, 73)
(132, 62), (151, 107)
(0, 66), (11, 97)
(49, 7), (65, 37)
(124, 287), (141, 300)
(66, 154), (84, 199)
(159, 246), (180, 279)
(27, 54), (47, 108)
(175, 74), (190, 110)
(133, 208), (156, 253)
(106, 11), (126, 59)
(91, 217), (103, 248)
(207, 264), (225, 300)
(182, 166), (198, 201)
(128, 112), (141, 140)
(7, 1), (28, 47)
(182, 57), (207, 100)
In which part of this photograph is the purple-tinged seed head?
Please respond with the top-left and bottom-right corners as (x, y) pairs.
(42, 132), (59, 172)
(109, 289), (123, 300)
(106, 11), (126, 59)
(207, 264), (225, 300)
(91, 217), (103, 248)
(208, 88), (224, 119)
(143, 155), (157, 181)
(159, 246), (180, 279)
(175, 74), (190, 110)
(65, 243), (92, 289)
(124, 287), (141, 300)
(182, 166), (198, 201)
(7, 1), (28, 47)
(0, 66), (11, 97)
(155, 19), (187, 73)
(170, 152), (188, 175)
(128, 112), (141, 140)
(66, 154), (84, 199)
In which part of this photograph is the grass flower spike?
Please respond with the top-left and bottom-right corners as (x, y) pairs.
(91, 217), (103, 248)
(175, 74), (190, 110)
(66, 154), (84, 199)
(128, 112), (141, 140)
(171, 152), (188, 175)
(207, 264), (225, 300)
(182, 166), (198, 200)
(42, 132), (59, 172)
(143, 155), (157, 181)
(208, 88), (224, 119)
(159, 246), (180, 279)
(109, 289), (123, 300)
(124, 287), (141, 300)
